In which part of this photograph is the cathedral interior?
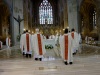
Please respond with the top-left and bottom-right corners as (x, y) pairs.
(0, 0), (100, 45)
(0, 0), (100, 75)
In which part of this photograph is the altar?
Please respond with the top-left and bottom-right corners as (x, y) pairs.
(43, 39), (60, 58)
(43, 39), (55, 49)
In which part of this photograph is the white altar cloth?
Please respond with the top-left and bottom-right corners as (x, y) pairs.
(43, 39), (60, 57)
(43, 39), (56, 48)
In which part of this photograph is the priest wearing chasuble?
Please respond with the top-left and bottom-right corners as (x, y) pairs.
(20, 31), (26, 56)
(31, 28), (46, 61)
(20, 30), (32, 58)
(71, 28), (79, 55)
(59, 28), (73, 65)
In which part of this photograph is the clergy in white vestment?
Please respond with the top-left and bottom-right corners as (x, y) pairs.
(31, 28), (46, 61)
(20, 30), (32, 58)
(59, 28), (73, 65)
(20, 31), (26, 56)
(77, 33), (82, 53)
(6, 35), (11, 48)
(55, 32), (59, 45)
(6, 35), (11, 57)
(71, 28), (79, 55)
(0, 41), (3, 50)
(85, 36), (88, 44)
(43, 35), (46, 39)
(55, 32), (60, 56)
(78, 33), (82, 44)
(59, 33), (63, 57)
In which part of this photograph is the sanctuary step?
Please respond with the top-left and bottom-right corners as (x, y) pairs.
(78, 44), (100, 55)
(0, 55), (100, 75)
(0, 44), (100, 59)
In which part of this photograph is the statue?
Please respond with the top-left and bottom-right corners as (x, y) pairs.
(13, 15), (24, 34)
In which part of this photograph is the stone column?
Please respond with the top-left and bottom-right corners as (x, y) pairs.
(96, 0), (100, 41)
(67, 0), (78, 32)
(63, 5), (68, 29)
(23, 0), (28, 30)
(12, 0), (24, 45)
(10, 11), (14, 45)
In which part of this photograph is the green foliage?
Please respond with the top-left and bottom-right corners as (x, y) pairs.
(17, 34), (21, 41)
(45, 44), (53, 49)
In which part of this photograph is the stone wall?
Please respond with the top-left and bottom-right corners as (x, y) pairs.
(67, 0), (78, 32)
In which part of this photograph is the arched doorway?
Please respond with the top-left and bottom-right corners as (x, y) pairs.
(80, 0), (97, 39)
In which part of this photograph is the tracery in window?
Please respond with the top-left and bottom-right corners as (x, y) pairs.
(39, 0), (53, 24)
(93, 10), (96, 28)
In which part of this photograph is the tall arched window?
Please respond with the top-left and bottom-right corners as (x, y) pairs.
(93, 10), (96, 28)
(89, 8), (97, 30)
(39, 0), (53, 24)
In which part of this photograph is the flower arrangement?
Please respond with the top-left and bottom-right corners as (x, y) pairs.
(17, 34), (21, 41)
(45, 44), (53, 49)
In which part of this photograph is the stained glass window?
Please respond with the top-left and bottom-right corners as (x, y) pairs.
(39, 0), (53, 24)
(93, 10), (96, 27)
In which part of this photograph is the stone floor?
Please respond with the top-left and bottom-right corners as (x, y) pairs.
(0, 45), (100, 75)
(0, 55), (100, 75)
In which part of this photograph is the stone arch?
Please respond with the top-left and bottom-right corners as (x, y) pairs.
(80, 0), (97, 38)
(0, 0), (11, 43)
